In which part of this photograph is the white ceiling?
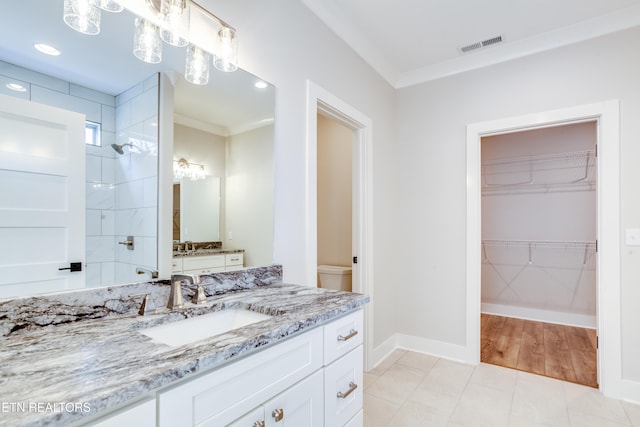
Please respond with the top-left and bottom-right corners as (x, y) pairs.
(302, 0), (640, 88)
(0, 0), (274, 133)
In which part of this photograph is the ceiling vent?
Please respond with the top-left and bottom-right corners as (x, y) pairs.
(460, 35), (504, 53)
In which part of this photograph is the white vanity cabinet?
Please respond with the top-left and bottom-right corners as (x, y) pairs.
(228, 370), (324, 427)
(182, 254), (226, 274)
(157, 309), (364, 427)
(225, 253), (244, 271)
(172, 253), (244, 274)
(86, 397), (156, 427)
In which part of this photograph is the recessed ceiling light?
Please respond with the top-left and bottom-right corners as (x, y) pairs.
(6, 83), (27, 92)
(34, 43), (61, 56)
(254, 80), (268, 89)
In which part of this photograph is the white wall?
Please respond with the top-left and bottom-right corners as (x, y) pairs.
(317, 114), (352, 270)
(201, 0), (397, 348)
(394, 27), (640, 387)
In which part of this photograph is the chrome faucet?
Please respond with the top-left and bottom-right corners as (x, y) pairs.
(168, 274), (197, 310)
(136, 267), (159, 279)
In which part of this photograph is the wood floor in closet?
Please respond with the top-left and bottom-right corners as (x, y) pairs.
(481, 313), (598, 388)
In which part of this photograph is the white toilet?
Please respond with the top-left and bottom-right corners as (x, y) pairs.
(317, 265), (352, 292)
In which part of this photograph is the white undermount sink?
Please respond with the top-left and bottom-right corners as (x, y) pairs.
(139, 308), (272, 347)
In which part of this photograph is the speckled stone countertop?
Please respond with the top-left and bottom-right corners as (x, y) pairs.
(0, 266), (368, 426)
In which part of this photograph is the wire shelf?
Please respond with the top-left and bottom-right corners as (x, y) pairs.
(481, 149), (596, 195)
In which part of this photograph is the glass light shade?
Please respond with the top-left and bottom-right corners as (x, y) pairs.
(63, 0), (101, 35)
(213, 27), (238, 72)
(93, 0), (123, 13)
(160, 0), (190, 47)
(133, 18), (162, 64)
(185, 45), (211, 85)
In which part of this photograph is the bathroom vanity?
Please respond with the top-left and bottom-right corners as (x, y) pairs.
(0, 266), (368, 426)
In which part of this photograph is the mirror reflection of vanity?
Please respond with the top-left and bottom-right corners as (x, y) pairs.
(0, 0), (274, 299)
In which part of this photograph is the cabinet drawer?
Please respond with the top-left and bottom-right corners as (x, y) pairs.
(171, 258), (182, 272)
(182, 255), (225, 270)
(225, 253), (244, 266)
(90, 397), (156, 427)
(344, 409), (363, 427)
(323, 309), (363, 364)
(184, 267), (226, 275)
(158, 327), (323, 427)
(324, 346), (363, 427)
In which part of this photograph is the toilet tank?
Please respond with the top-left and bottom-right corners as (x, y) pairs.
(317, 265), (352, 292)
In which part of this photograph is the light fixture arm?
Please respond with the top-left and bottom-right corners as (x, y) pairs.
(146, 0), (235, 32)
(188, 0), (235, 33)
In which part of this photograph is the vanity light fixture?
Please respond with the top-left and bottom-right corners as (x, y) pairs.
(185, 44), (211, 85)
(133, 18), (162, 64)
(150, 0), (240, 74)
(213, 26), (238, 72)
(93, 0), (124, 13)
(63, 0), (239, 83)
(173, 158), (206, 181)
(159, 0), (190, 47)
(34, 43), (61, 56)
(63, 0), (101, 35)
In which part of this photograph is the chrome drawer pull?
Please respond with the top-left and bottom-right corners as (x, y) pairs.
(272, 408), (284, 422)
(337, 329), (358, 341)
(253, 421), (265, 427)
(337, 382), (358, 399)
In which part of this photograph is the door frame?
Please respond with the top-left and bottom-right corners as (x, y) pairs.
(466, 100), (622, 397)
(306, 81), (374, 371)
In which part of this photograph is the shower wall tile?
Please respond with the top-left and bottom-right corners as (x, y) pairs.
(85, 262), (101, 288)
(70, 84), (115, 107)
(86, 155), (102, 183)
(86, 210), (102, 236)
(0, 60), (68, 93)
(86, 236), (115, 263)
(101, 210), (115, 236)
(31, 86), (102, 123)
(86, 183), (115, 210)
(101, 157), (115, 185)
(143, 177), (157, 208)
(101, 105), (116, 132)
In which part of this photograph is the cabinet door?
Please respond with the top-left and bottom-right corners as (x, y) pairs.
(227, 406), (264, 427)
(324, 346), (363, 427)
(89, 397), (155, 427)
(264, 370), (324, 427)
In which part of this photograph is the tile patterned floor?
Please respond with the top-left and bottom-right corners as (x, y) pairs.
(363, 349), (640, 427)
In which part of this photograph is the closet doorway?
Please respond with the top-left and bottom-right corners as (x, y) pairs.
(479, 122), (598, 388)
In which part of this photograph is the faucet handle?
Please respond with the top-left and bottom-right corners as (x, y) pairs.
(129, 293), (155, 316)
(192, 284), (207, 305)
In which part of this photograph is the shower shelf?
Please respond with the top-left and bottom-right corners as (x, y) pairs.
(481, 149), (596, 195)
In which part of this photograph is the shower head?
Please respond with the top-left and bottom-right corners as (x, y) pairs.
(111, 143), (134, 155)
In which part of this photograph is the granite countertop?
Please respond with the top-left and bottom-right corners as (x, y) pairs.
(0, 268), (368, 426)
(172, 248), (245, 257)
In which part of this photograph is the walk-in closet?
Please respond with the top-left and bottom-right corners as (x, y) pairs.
(480, 122), (598, 388)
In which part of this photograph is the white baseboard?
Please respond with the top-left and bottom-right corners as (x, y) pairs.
(481, 303), (597, 329)
(371, 333), (473, 369)
(396, 333), (470, 364)
(623, 379), (640, 405)
(371, 334), (397, 369)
